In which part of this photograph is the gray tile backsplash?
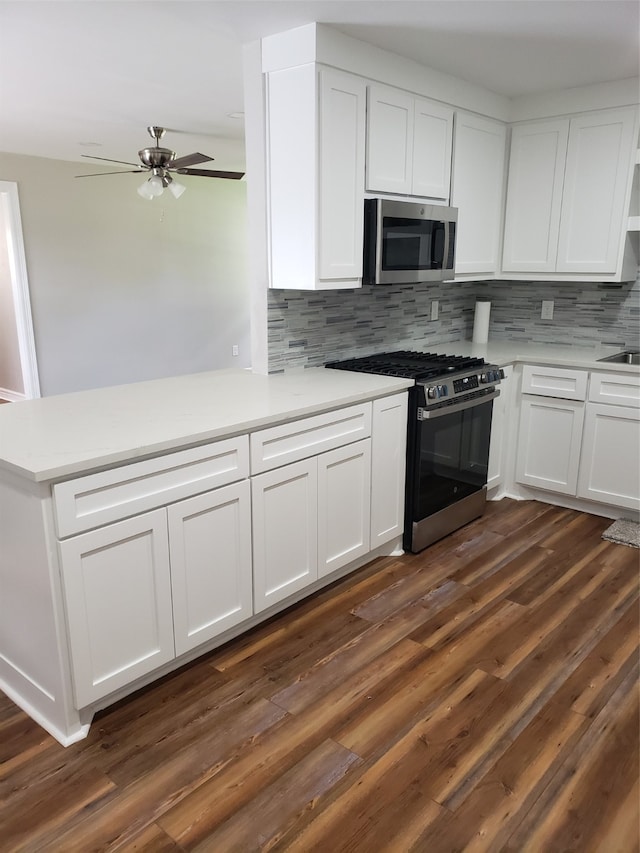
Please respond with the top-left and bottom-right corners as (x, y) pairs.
(267, 272), (640, 371)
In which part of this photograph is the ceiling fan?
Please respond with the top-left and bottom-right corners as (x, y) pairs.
(76, 126), (245, 199)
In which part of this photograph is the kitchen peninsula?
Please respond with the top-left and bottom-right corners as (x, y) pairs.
(0, 368), (412, 745)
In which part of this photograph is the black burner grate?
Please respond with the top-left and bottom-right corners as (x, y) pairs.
(325, 350), (486, 381)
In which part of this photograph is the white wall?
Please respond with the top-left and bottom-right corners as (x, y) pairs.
(0, 152), (250, 396)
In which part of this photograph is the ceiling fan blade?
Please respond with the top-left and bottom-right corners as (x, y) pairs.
(171, 152), (215, 169)
(75, 170), (144, 177)
(175, 168), (245, 180)
(81, 154), (142, 167)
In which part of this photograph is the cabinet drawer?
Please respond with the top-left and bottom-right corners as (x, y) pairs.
(589, 372), (640, 407)
(522, 365), (587, 400)
(53, 436), (249, 538)
(250, 403), (372, 474)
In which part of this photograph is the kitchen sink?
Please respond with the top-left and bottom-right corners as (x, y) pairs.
(597, 350), (640, 365)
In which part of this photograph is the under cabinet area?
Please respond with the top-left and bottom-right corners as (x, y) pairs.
(366, 84), (453, 199)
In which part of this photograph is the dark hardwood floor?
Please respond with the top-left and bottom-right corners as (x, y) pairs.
(1, 499), (638, 852)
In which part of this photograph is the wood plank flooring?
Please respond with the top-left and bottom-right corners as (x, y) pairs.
(1, 499), (638, 852)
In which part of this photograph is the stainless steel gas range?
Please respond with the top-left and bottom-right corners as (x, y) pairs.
(326, 350), (504, 553)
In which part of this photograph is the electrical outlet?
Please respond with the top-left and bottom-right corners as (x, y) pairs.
(232, 345), (239, 357)
(430, 300), (439, 321)
(541, 300), (554, 320)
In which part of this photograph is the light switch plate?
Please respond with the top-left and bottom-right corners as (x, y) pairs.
(430, 300), (439, 321)
(541, 300), (554, 320)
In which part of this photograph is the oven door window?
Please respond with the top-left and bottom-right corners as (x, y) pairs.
(414, 401), (494, 520)
(382, 216), (445, 271)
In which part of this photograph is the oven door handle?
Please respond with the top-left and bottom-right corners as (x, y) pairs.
(418, 388), (500, 419)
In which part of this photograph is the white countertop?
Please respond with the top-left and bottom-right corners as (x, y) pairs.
(0, 368), (413, 483)
(447, 341), (640, 372)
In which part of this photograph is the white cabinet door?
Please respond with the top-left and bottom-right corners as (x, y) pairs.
(412, 97), (453, 199)
(515, 396), (585, 495)
(487, 365), (512, 490)
(59, 509), (175, 707)
(168, 481), (253, 657)
(266, 64), (365, 289)
(577, 404), (640, 510)
(502, 119), (569, 272)
(318, 440), (371, 578)
(370, 392), (408, 548)
(252, 458), (318, 612)
(452, 112), (507, 276)
(366, 85), (413, 194)
(366, 86), (453, 199)
(318, 68), (367, 281)
(556, 108), (637, 274)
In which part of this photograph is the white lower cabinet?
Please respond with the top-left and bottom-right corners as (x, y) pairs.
(252, 439), (373, 612)
(577, 404), (640, 510)
(59, 509), (176, 707)
(60, 480), (253, 707)
(515, 396), (585, 496)
(168, 481), (253, 656)
(318, 440), (372, 578)
(251, 457), (319, 612)
(370, 393), (408, 547)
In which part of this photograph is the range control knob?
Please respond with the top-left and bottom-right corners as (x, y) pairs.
(427, 386), (437, 399)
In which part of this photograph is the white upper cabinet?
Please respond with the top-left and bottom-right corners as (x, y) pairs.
(366, 84), (453, 200)
(502, 119), (569, 272)
(556, 109), (637, 273)
(502, 107), (638, 278)
(451, 111), (507, 276)
(266, 65), (366, 290)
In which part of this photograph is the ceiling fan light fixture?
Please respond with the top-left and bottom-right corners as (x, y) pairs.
(168, 180), (186, 199)
(137, 178), (156, 200)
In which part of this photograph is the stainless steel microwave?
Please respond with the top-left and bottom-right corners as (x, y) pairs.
(363, 198), (457, 285)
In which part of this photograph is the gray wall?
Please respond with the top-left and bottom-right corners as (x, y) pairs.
(0, 152), (250, 396)
(268, 272), (640, 370)
(0, 200), (23, 396)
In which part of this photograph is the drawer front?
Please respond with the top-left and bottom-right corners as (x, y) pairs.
(250, 403), (372, 474)
(53, 436), (249, 538)
(522, 364), (588, 400)
(589, 372), (640, 408)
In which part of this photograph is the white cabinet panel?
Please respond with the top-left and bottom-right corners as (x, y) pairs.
(412, 98), (453, 199)
(577, 404), (640, 510)
(59, 510), (175, 707)
(502, 120), (568, 272)
(487, 365), (513, 490)
(366, 85), (452, 200)
(318, 440), (371, 577)
(452, 112), (507, 276)
(266, 64), (366, 289)
(370, 392), (408, 547)
(516, 397), (585, 495)
(522, 365), (588, 401)
(252, 458), (318, 612)
(318, 68), (367, 280)
(589, 371), (640, 407)
(557, 108), (637, 273)
(366, 86), (413, 194)
(168, 481), (253, 656)
(250, 402), (371, 474)
(53, 436), (249, 538)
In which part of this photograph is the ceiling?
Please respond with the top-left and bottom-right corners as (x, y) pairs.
(0, 1), (638, 173)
